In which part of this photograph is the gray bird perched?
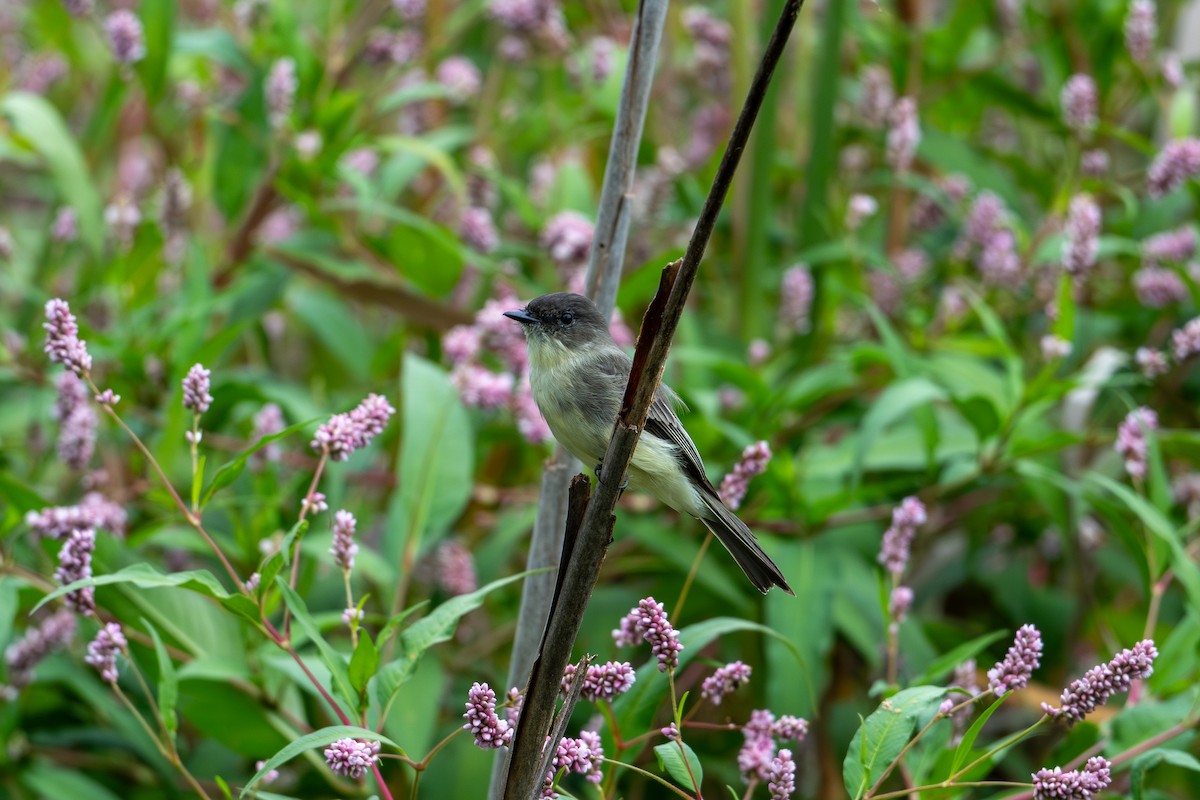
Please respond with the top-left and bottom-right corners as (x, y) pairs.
(504, 292), (793, 594)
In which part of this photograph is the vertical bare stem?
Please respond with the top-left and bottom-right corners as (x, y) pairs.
(503, 3), (806, 797)
(491, 2), (669, 797)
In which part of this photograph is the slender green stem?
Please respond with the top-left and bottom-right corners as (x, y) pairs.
(344, 571), (358, 648)
(680, 721), (741, 731)
(667, 669), (703, 798)
(114, 683), (215, 800)
(866, 693), (987, 798)
(672, 534), (712, 624)
(948, 715), (1047, 783)
(885, 574), (900, 686)
(1144, 569), (1172, 640)
(284, 449), (329, 637)
(417, 727), (465, 770)
(598, 700), (626, 797)
(866, 712), (945, 797)
(599, 758), (696, 800)
(188, 413), (201, 514)
(872, 780), (1030, 800)
(112, 683), (169, 759)
(91, 383), (245, 593)
(125, 649), (168, 740)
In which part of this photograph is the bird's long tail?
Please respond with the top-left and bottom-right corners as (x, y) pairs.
(697, 491), (793, 595)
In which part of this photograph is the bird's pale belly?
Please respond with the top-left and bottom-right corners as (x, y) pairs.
(535, 394), (702, 518)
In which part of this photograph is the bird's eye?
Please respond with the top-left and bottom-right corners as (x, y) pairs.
(561, 311), (576, 326)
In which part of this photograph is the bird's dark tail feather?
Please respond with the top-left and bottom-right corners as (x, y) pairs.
(697, 492), (793, 595)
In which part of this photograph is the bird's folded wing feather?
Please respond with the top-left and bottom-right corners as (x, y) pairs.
(593, 350), (715, 492)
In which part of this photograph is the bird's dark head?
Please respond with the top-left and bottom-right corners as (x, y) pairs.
(503, 293), (613, 362)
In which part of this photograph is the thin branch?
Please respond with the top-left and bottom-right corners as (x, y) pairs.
(502, 3), (806, 798)
(493, 1), (669, 796)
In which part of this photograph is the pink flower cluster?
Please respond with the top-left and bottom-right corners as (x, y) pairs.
(886, 97), (920, 173)
(26, 492), (127, 540)
(434, 539), (478, 596)
(43, 299), (92, 376)
(767, 748), (796, 800)
(877, 496), (927, 577)
(1060, 74), (1097, 133)
(55, 528), (96, 615)
(737, 708), (809, 783)
(779, 264), (813, 334)
(986, 624), (1043, 696)
(3, 611), (76, 692)
(540, 731), (603, 798)
(54, 372), (96, 470)
(612, 597), (682, 672)
(443, 286), (551, 443)
(1032, 757), (1111, 800)
(182, 363), (213, 414)
(561, 660), (636, 702)
(1062, 194), (1100, 278)
(311, 393), (395, 461)
(84, 623), (127, 683)
(701, 660), (751, 705)
(1042, 640), (1158, 725)
(1147, 138), (1200, 198)
(1115, 407), (1158, 480)
(1125, 0), (1157, 66)
(718, 441), (772, 510)
(324, 737), (380, 779)
(957, 193), (1020, 287)
(330, 510), (358, 572)
(463, 682), (513, 749)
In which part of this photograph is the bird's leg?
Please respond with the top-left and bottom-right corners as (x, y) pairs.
(593, 460), (629, 496)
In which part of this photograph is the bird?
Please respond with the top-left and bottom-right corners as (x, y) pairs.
(504, 292), (792, 594)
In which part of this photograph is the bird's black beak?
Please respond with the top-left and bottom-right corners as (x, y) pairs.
(503, 309), (539, 325)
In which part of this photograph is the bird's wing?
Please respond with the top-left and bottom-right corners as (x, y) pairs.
(592, 350), (715, 493)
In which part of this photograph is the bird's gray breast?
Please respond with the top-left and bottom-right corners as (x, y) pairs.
(529, 352), (624, 464)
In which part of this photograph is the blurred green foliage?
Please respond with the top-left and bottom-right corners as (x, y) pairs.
(1, 0), (1199, 798)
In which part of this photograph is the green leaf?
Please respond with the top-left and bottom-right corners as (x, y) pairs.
(375, 600), (430, 650)
(288, 287), (372, 381)
(949, 694), (1005, 777)
(1086, 473), (1200, 610)
(654, 740), (704, 791)
(912, 630), (1008, 686)
(274, 577), (356, 714)
(842, 686), (946, 800)
(0, 474), (47, 517)
(142, 619), (179, 744)
(377, 133), (467, 200)
(241, 725), (397, 798)
(349, 632), (380, 698)
(383, 219), (464, 297)
(852, 378), (947, 489)
(377, 81), (457, 115)
(0, 92), (103, 255)
(174, 28), (251, 72)
(21, 762), (123, 800)
(1131, 747), (1200, 800)
(386, 356), (473, 566)
(201, 419), (315, 505)
(191, 454), (205, 509)
(0, 576), (22, 650)
(1052, 272), (1075, 341)
(373, 571), (538, 719)
(33, 564), (259, 625)
(134, 0), (175, 103)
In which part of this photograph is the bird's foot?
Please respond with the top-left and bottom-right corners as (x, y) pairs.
(593, 461), (629, 496)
